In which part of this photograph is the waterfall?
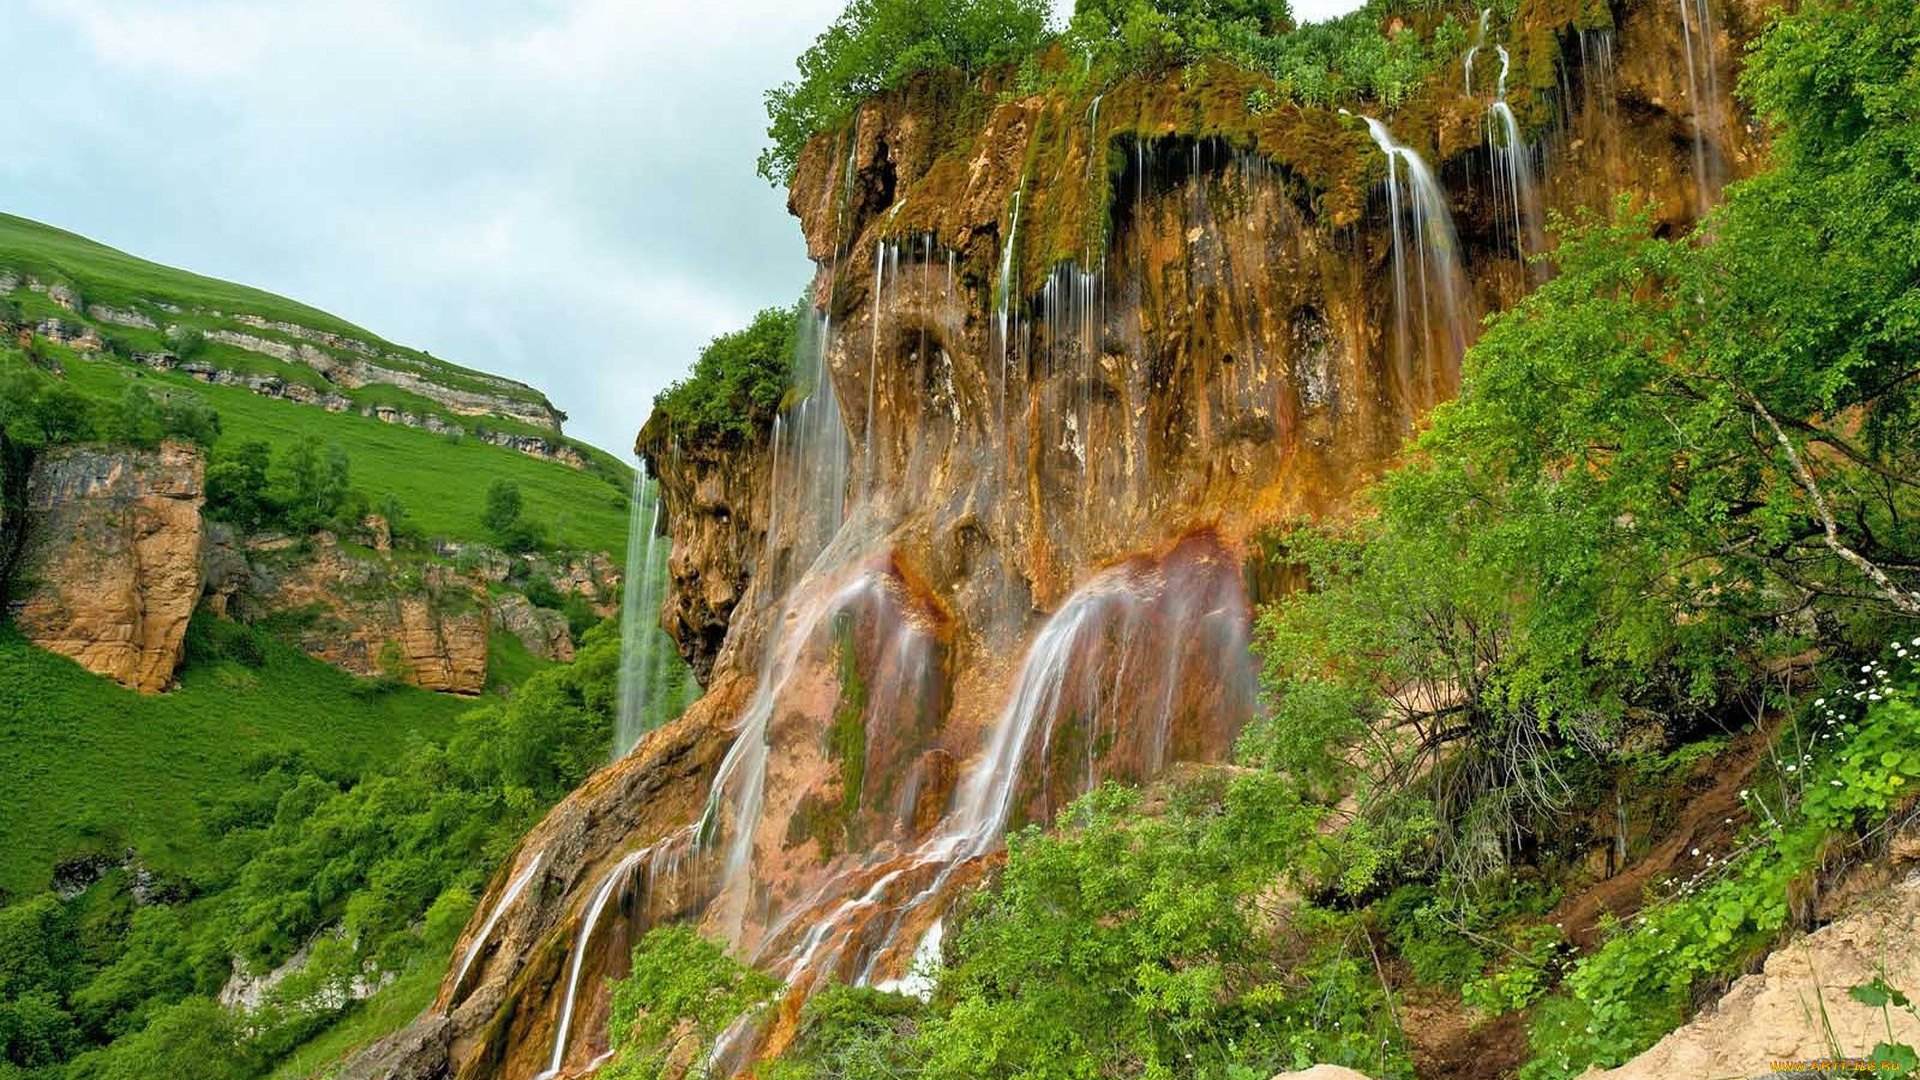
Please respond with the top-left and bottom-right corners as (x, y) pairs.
(539, 849), (647, 1079)
(614, 464), (687, 757)
(1463, 7), (1490, 94)
(1353, 115), (1474, 401)
(691, 296), (858, 941)
(753, 536), (1255, 999)
(539, 830), (700, 1076)
(1486, 47), (1546, 270)
(1674, 0), (1724, 213)
(447, 852), (544, 1006)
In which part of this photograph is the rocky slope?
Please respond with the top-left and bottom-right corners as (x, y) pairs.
(1592, 860), (1920, 1078)
(367, 0), (1777, 1075)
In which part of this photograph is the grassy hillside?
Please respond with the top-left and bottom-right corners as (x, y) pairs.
(46, 346), (630, 557)
(0, 213), (547, 412)
(0, 622), (476, 901)
(0, 212), (634, 557)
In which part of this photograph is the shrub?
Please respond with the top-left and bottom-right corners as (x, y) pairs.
(601, 926), (782, 1080)
(651, 305), (799, 446)
(760, 0), (1053, 186)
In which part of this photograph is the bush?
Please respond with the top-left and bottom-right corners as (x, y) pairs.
(760, 0), (1053, 185)
(1070, 0), (1290, 73)
(482, 479), (545, 553)
(601, 927), (782, 1080)
(652, 306), (798, 446)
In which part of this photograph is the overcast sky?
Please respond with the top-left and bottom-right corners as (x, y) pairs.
(1, 0), (1364, 457)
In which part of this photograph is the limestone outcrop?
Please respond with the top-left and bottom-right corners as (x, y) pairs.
(10, 442), (206, 693)
(241, 536), (492, 695)
(491, 592), (575, 664)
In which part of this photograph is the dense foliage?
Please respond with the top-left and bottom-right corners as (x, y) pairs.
(759, 0), (1053, 184)
(1260, 0), (1920, 882)
(0, 616), (672, 1079)
(600, 927), (782, 1080)
(760, 0), (1481, 188)
(651, 305), (800, 445)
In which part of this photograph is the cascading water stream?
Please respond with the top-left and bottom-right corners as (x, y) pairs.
(1485, 46), (1546, 269)
(1352, 114), (1474, 402)
(539, 849), (647, 1079)
(750, 538), (1254, 1007)
(1673, 0), (1724, 213)
(614, 465), (687, 757)
(448, 852), (544, 1005)
(1463, 7), (1490, 94)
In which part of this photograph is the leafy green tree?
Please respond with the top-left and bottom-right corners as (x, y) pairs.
(481, 478), (524, 536)
(653, 305), (798, 445)
(482, 478), (544, 552)
(1071, 0), (1290, 71)
(601, 926), (782, 1080)
(0, 368), (40, 439)
(277, 437), (353, 534)
(28, 383), (95, 445)
(205, 440), (276, 531)
(155, 393), (220, 448)
(760, 0), (1053, 185)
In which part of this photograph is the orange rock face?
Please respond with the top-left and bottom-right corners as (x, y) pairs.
(247, 536), (492, 695)
(11, 442), (206, 693)
(359, 1), (1770, 1076)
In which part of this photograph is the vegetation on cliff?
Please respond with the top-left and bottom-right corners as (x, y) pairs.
(647, 305), (798, 447)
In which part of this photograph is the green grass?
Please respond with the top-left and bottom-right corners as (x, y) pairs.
(0, 624), (474, 900)
(46, 349), (631, 559)
(486, 629), (553, 694)
(0, 212), (552, 411)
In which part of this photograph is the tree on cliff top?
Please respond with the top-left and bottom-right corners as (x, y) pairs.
(651, 304), (798, 445)
(759, 0), (1053, 185)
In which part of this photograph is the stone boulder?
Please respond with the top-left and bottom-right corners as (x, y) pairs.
(491, 592), (575, 663)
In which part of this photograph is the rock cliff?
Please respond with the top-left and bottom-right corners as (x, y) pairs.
(375, 0), (1777, 1075)
(9, 442), (206, 693)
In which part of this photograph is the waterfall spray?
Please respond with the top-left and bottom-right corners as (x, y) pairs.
(614, 464), (686, 757)
(1486, 46), (1546, 269)
(1353, 114), (1474, 402)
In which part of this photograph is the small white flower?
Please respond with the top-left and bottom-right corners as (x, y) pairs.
(1691, 847), (1701, 856)
(1739, 789), (1749, 799)
(1830, 779), (1844, 787)
(1787, 765), (1798, 773)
